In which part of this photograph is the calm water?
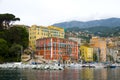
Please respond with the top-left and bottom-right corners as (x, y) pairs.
(0, 68), (120, 80)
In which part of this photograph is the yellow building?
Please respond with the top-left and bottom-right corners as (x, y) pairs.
(29, 25), (64, 50)
(80, 46), (93, 62)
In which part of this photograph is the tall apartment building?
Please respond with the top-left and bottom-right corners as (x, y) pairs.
(80, 46), (93, 62)
(29, 25), (64, 50)
(36, 37), (78, 62)
(90, 37), (106, 62)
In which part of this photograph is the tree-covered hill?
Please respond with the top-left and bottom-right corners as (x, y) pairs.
(53, 18), (120, 29)
(66, 26), (120, 37)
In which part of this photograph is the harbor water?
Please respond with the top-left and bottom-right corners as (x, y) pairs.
(0, 68), (120, 80)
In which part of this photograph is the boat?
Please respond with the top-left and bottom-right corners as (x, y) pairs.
(109, 64), (116, 68)
(82, 63), (90, 68)
(93, 63), (106, 68)
(69, 63), (82, 69)
(115, 63), (120, 67)
(0, 62), (64, 70)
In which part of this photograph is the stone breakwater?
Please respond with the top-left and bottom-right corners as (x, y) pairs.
(0, 63), (64, 70)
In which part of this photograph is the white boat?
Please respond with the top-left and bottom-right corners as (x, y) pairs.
(69, 63), (82, 68)
(109, 63), (116, 68)
(93, 63), (106, 68)
(115, 63), (120, 67)
(82, 63), (90, 67)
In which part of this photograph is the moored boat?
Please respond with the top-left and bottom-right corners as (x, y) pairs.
(69, 63), (82, 69)
(93, 63), (106, 68)
(109, 64), (116, 68)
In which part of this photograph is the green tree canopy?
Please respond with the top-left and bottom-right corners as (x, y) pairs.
(7, 26), (29, 48)
(0, 13), (29, 62)
(93, 53), (98, 62)
(0, 38), (9, 56)
(0, 13), (20, 30)
(0, 26), (29, 62)
(9, 43), (22, 61)
(0, 38), (9, 63)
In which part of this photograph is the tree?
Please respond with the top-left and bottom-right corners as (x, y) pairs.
(0, 26), (29, 62)
(7, 26), (29, 48)
(93, 53), (98, 62)
(9, 43), (22, 62)
(0, 13), (20, 30)
(0, 13), (29, 62)
(0, 38), (9, 62)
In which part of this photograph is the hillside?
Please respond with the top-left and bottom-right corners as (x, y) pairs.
(66, 26), (120, 37)
(53, 18), (120, 28)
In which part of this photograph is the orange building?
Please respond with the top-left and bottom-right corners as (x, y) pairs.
(36, 37), (78, 62)
(90, 37), (106, 62)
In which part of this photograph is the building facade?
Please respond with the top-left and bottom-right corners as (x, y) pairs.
(36, 37), (78, 62)
(68, 37), (82, 61)
(90, 37), (107, 62)
(80, 46), (93, 62)
(68, 37), (82, 46)
(93, 47), (100, 62)
(29, 25), (64, 50)
(107, 48), (120, 63)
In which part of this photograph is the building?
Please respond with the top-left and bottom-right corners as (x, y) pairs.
(68, 37), (82, 46)
(29, 25), (64, 50)
(90, 37), (107, 62)
(68, 37), (82, 61)
(107, 48), (120, 63)
(93, 47), (100, 62)
(21, 54), (31, 62)
(36, 37), (78, 63)
(80, 46), (93, 62)
(116, 49), (120, 62)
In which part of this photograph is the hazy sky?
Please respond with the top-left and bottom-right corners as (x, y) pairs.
(0, 0), (120, 26)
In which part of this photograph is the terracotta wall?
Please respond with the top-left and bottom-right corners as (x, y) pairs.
(36, 37), (78, 61)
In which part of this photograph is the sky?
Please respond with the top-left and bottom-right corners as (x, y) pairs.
(0, 0), (120, 26)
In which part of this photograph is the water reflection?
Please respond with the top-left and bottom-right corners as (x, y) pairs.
(93, 68), (107, 80)
(1, 68), (120, 80)
(81, 68), (94, 80)
(0, 69), (27, 80)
